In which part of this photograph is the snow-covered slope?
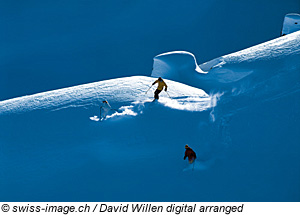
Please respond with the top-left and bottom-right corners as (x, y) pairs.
(0, 76), (212, 115)
(152, 31), (300, 94)
(0, 76), (221, 201)
(1, 31), (300, 202)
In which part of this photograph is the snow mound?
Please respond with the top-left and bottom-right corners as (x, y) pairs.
(151, 31), (300, 93)
(281, 13), (300, 36)
(0, 76), (212, 115)
(152, 51), (206, 79)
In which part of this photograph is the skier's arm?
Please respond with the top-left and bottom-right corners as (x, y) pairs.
(152, 80), (158, 85)
(164, 81), (168, 91)
(183, 151), (187, 160)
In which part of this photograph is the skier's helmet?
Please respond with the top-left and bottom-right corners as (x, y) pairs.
(185, 144), (189, 149)
(158, 77), (162, 81)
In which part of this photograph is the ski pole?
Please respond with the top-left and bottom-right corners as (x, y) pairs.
(100, 106), (102, 121)
(165, 91), (171, 98)
(145, 85), (152, 94)
(193, 159), (196, 171)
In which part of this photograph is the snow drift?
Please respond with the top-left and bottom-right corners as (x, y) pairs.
(281, 13), (300, 36)
(152, 31), (300, 95)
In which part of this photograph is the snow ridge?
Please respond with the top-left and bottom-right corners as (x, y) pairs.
(0, 76), (211, 115)
(151, 31), (300, 93)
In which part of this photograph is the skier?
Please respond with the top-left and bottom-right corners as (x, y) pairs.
(100, 100), (112, 121)
(152, 77), (168, 100)
(184, 144), (197, 164)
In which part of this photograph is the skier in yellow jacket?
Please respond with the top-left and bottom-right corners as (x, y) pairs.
(152, 77), (168, 100)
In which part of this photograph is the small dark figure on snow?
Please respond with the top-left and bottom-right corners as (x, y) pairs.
(152, 77), (168, 100)
(184, 144), (197, 164)
(100, 100), (112, 120)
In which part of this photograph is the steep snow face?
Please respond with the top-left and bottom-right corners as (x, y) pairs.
(0, 76), (212, 115)
(281, 13), (300, 36)
(152, 31), (300, 94)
